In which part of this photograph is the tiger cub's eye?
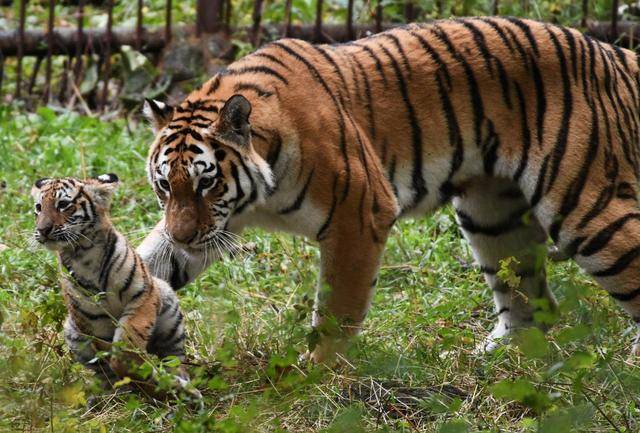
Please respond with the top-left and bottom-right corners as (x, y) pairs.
(35, 203), (41, 213)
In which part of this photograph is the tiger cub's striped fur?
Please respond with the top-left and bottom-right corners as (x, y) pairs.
(31, 175), (195, 396)
(139, 17), (640, 361)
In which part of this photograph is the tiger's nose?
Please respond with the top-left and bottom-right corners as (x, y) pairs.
(37, 224), (52, 239)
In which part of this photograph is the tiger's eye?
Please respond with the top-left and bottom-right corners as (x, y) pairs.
(35, 203), (41, 213)
(199, 177), (215, 189)
(58, 200), (71, 210)
(158, 179), (170, 191)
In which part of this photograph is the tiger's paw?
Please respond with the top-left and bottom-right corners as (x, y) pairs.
(300, 336), (349, 367)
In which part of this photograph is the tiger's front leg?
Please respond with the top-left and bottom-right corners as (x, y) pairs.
(309, 183), (396, 364)
(137, 218), (215, 289)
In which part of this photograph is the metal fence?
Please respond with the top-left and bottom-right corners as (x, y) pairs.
(0, 0), (634, 111)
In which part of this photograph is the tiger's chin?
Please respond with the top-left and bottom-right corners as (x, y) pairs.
(36, 238), (67, 252)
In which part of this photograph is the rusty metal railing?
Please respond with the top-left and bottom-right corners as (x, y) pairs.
(0, 0), (636, 111)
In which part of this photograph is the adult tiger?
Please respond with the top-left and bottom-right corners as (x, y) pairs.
(138, 17), (640, 362)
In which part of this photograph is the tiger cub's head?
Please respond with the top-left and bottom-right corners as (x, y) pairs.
(31, 174), (119, 250)
(144, 94), (274, 252)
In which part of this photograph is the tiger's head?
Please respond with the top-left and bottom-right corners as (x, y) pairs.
(144, 94), (274, 252)
(31, 174), (119, 250)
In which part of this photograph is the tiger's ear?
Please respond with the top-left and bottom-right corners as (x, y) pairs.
(143, 99), (174, 132)
(86, 173), (119, 208)
(215, 94), (252, 149)
(31, 177), (51, 198)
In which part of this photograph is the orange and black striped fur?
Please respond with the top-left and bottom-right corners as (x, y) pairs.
(31, 175), (198, 396)
(139, 17), (640, 361)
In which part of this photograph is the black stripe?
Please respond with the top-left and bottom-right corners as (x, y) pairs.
(99, 231), (118, 289)
(480, 17), (514, 53)
(70, 298), (110, 321)
(272, 40), (351, 202)
(529, 154), (550, 207)
(352, 43), (388, 86)
(381, 33), (412, 75)
(543, 26), (573, 195)
(432, 25), (485, 149)
(503, 25), (530, 70)
(524, 56), (545, 146)
(548, 89), (599, 242)
(460, 21), (513, 109)
(313, 45), (349, 92)
(129, 287), (147, 302)
(459, 19), (495, 76)
(579, 187), (617, 232)
(609, 287), (640, 302)
(592, 246), (640, 277)
(580, 213), (640, 257)
(279, 169), (314, 214)
(408, 29), (451, 87)
(513, 82), (531, 181)
(162, 311), (184, 344)
(253, 51), (292, 70)
(435, 70), (464, 193)
(316, 176), (339, 241)
(456, 207), (528, 236)
(351, 55), (376, 139)
(505, 17), (540, 57)
(171, 114), (213, 123)
(233, 82), (273, 98)
(207, 76), (221, 94)
(118, 253), (138, 301)
(229, 161), (245, 203)
(222, 66), (289, 85)
(483, 121), (500, 175)
(266, 133), (282, 168)
(378, 44), (426, 210)
(560, 27), (578, 82)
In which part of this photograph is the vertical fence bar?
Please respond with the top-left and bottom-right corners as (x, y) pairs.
(58, 57), (69, 102)
(28, 56), (42, 95)
(315, 0), (323, 42)
(437, 0), (445, 17)
(404, 1), (414, 22)
(611, 0), (618, 40)
(346, 0), (354, 40)
(100, 0), (113, 111)
(0, 51), (4, 100)
(251, 0), (263, 46)
(165, 0), (172, 44)
(581, 0), (588, 27)
(491, 0), (499, 15)
(283, 0), (292, 37)
(224, 0), (232, 33)
(197, 0), (223, 35)
(44, 0), (54, 102)
(74, 0), (85, 84)
(375, 0), (382, 33)
(136, 0), (143, 50)
(15, 0), (26, 99)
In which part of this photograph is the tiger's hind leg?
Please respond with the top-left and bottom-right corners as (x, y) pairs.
(551, 196), (640, 356)
(453, 177), (557, 352)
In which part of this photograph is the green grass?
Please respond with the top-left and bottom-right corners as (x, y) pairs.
(1, 104), (640, 432)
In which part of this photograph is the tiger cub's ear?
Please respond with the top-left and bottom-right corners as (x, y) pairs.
(85, 173), (120, 208)
(215, 94), (252, 149)
(31, 177), (51, 198)
(143, 99), (174, 133)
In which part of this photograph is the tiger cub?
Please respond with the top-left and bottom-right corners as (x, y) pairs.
(31, 174), (198, 400)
